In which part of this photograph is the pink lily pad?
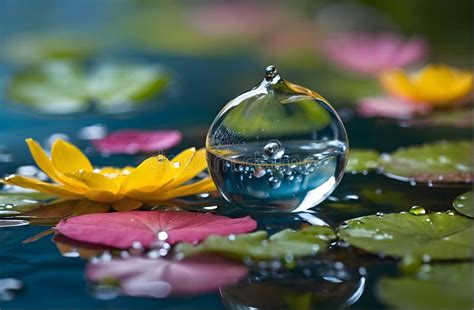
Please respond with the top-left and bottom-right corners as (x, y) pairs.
(86, 255), (248, 298)
(56, 211), (257, 249)
(93, 129), (182, 154)
(321, 32), (428, 75)
(357, 96), (432, 119)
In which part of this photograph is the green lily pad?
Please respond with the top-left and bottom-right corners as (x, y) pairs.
(7, 62), (89, 114)
(88, 63), (169, 111)
(378, 263), (474, 310)
(0, 192), (57, 216)
(176, 225), (336, 261)
(338, 211), (474, 260)
(345, 149), (380, 173)
(453, 191), (474, 218)
(379, 140), (473, 184)
(7, 61), (169, 114)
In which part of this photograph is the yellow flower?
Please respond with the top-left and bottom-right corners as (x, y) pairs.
(3, 138), (216, 211)
(381, 64), (473, 107)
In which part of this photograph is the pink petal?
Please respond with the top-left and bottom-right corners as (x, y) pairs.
(93, 130), (182, 154)
(86, 255), (248, 297)
(320, 32), (428, 75)
(56, 211), (257, 249)
(357, 96), (432, 119)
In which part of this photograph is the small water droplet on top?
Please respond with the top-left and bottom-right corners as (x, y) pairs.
(409, 206), (426, 215)
(376, 212), (384, 217)
(264, 65), (278, 80)
(263, 140), (285, 160)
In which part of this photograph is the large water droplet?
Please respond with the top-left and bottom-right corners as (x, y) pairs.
(263, 140), (285, 160)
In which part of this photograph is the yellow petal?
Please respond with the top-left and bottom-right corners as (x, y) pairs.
(84, 190), (121, 203)
(161, 148), (207, 189)
(74, 199), (110, 215)
(154, 177), (216, 201)
(67, 171), (118, 193)
(25, 138), (87, 190)
(4, 175), (83, 198)
(51, 139), (93, 174)
(120, 156), (171, 193)
(111, 198), (143, 211)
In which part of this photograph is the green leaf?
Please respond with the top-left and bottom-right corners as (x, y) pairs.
(345, 149), (380, 173)
(338, 212), (474, 260)
(0, 192), (57, 216)
(88, 63), (169, 110)
(7, 61), (89, 114)
(175, 225), (336, 261)
(379, 140), (473, 184)
(7, 62), (169, 114)
(453, 191), (474, 218)
(378, 263), (474, 310)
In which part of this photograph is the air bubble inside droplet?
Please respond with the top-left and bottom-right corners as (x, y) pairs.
(263, 140), (285, 160)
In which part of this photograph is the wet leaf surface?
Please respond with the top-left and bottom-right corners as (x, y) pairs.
(175, 225), (336, 261)
(453, 191), (473, 218)
(56, 211), (257, 249)
(379, 140), (473, 184)
(0, 192), (57, 216)
(378, 263), (474, 310)
(345, 149), (380, 173)
(338, 211), (474, 260)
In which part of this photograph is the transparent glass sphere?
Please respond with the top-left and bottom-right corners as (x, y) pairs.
(206, 66), (348, 212)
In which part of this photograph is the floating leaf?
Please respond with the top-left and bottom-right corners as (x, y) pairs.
(345, 149), (380, 173)
(379, 140), (473, 184)
(22, 199), (111, 225)
(0, 192), (57, 216)
(176, 225), (336, 261)
(338, 212), (474, 260)
(453, 191), (474, 218)
(56, 211), (257, 249)
(86, 255), (248, 298)
(88, 63), (169, 111)
(7, 62), (169, 114)
(93, 130), (182, 155)
(378, 263), (473, 310)
(6, 62), (89, 114)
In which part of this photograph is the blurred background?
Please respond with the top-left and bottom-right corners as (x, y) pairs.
(0, 0), (472, 162)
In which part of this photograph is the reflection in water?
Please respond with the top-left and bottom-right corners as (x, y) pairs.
(220, 259), (365, 310)
(0, 278), (23, 301)
(86, 255), (248, 299)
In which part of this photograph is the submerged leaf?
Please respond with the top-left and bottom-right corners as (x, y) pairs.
(378, 263), (473, 310)
(379, 140), (473, 184)
(175, 225), (336, 261)
(345, 149), (380, 173)
(86, 255), (248, 298)
(338, 211), (474, 260)
(453, 191), (474, 218)
(56, 211), (257, 249)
